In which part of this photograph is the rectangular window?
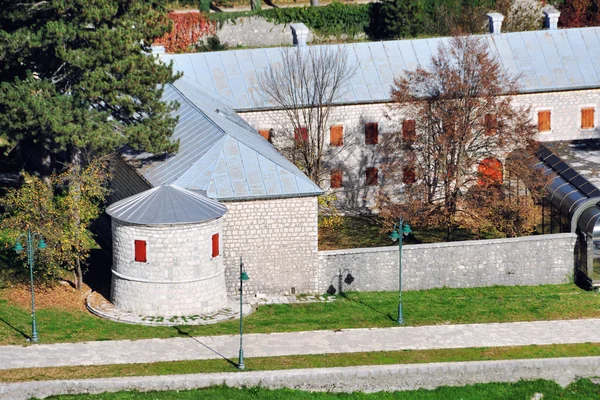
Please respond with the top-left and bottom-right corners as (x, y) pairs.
(538, 110), (551, 132)
(402, 166), (416, 184)
(330, 169), (343, 188)
(258, 129), (271, 141)
(330, 125), (343, 147)
(365, 167), (378, 186)
(294, 127), (308, 143)
(582, 108), (595, 129)
(212, 233), (219, 258)
(402, 119), (416, 142)
(134, 240), (147, 263)
(365, 123), (378, 145)
(484, 113), (497, 136)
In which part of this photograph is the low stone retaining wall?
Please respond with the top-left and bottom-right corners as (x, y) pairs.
(318, 233), (577, 293)
(3, 356), (599, 399)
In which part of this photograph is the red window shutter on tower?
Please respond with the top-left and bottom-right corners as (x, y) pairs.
(134, 240), (147, 262)
(330, 125), (344, 147)
(212, 233), (219, 258)
(366, 167), (378, 186)
(365, 123), (378, 145)
(402, 120), (416, 142)
(258, 129), (271, 141)
(330, 169), (343, 188)
(538, 111), (551, 132)
(582, 108), (595, 129)
(484, 113), (497, 136)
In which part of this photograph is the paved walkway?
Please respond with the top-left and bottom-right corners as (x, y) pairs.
(3, 318), (600, 370)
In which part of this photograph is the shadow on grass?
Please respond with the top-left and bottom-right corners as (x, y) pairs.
(0, 315), (30, 340)
(339, 293), (397, 323)
(173, 326), (239, 368)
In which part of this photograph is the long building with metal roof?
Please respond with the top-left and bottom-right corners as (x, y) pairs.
(161, 27), (600, 112)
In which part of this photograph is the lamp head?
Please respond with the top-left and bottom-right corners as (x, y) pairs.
(326, 285), (337, 295)
(240, 271), (249, 281)
(344, 273), (354, 285)
(389, 230), (400, 240)
(402, 223), (412, 235)
(38, 238), (47, 250)
(13, 242), (24, 253)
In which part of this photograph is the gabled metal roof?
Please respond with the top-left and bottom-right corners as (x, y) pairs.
(161, 27), (600, 111)
(123, 77), (323, 201)
(106, 185), (227, 225)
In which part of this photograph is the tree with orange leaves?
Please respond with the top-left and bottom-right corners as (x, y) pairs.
(378, 35), (541, 240)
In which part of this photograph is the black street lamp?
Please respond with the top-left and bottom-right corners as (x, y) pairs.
(14, 228), (47, 342)
(238, 257), (249, 370)
(326, 269), (354, 295)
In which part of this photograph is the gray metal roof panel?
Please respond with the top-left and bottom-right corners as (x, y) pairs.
(106, 185), (227, 225)
(127, 77), (323, 200)
(164, 27), (600, 110)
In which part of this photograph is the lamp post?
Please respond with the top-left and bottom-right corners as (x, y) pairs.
(13, 228), (47, 343)
(238, 256), (249, 370)
(390, 218), (411, 325)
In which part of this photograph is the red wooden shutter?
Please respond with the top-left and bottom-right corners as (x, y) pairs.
(134, 240), (147, 263)
(402, 166), (416, 184)
(365, 123), (378, 145)
(294, 127), (308, 143)
(330, 169), (343, 188)
(582, 108), (595, 129)
(258, 129), (271, 141)
(330, 126), (343, 147)
(538, 110), (551, 132)
(212, 233), (219, 258)
(402, 120), (416, 142)
(484, 113), (497, 135)
(365, 167), (378, 186)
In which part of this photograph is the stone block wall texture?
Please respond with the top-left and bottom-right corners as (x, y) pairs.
(318, 233), (577, 293)
(216, 17), (313, 48)
(221, 196), (319, 296)
(5, 356), (600, 399)
(239, 89), (600, 209)
(111, 218), (228, 315)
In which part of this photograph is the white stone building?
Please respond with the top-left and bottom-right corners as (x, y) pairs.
(158, 13), (600, 211)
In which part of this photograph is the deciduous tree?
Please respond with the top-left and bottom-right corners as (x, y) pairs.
(258, 46), (356, 185)
(379, 35), (540, 240)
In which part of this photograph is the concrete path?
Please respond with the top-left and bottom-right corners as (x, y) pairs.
(3, 318), (600, 370)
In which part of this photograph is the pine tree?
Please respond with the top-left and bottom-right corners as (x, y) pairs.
(0, 0), (180, 171)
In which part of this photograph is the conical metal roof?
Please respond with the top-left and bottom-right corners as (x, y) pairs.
(106, 185), (227, 225)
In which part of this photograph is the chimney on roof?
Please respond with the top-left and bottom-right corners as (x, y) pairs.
(486, 13), (505, 35)
(543, 6), (561, 30)
(290, 23), (309, 47)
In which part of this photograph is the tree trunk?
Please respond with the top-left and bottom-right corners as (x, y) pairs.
(70, 149), (83, 291)
(251, 0), (261, 11)
(75, 258), (83, 291)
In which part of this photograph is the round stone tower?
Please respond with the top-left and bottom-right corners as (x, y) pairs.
(106, 185), (228, 316)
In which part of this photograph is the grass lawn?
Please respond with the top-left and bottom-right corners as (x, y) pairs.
(40, 379), (600, 399)
(3, 343), (600, 383)
(318, 215), (504, 251)
(1, 284), (600, 345)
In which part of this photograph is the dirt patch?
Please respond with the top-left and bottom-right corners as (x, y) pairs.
(2, 282), (91, 311)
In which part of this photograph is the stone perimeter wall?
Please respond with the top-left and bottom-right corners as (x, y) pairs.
(221, 196), (319, 296)
(318, 233), (577, 293)
(111, 218), (227, 315)
(5, 356), (600, 399)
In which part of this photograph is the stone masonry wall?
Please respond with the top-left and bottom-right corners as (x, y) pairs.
(221, 196), (319, 296)
(318, 233), (577, 293)
(239, 89), (600, 210)
(216, 17), (313, 48)
(111, 218), (227, 315)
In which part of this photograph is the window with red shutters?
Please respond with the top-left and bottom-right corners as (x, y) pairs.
(484, 113), (497, 136)
(294, 127), (309, 143)
(212, 233), (219, 258)
(365, 167), (378, 186)
(538, 110), (551, 132)
(582, 108), (595, 129)
(330, 169), (343, 188)
(402, 166), (416, 184)
(330, 125), (343, 147)
(258, 129), (272, 141)
(402, 120), (416, 143)
(134, 240), (147, 263)
(478, 158), (503, 186)
(365, 123), (378, 145)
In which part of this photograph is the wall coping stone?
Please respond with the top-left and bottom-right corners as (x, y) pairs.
(318, 233), (577, 256)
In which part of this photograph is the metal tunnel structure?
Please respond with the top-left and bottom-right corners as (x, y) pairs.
(534, 145), (600, 287)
